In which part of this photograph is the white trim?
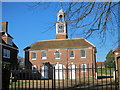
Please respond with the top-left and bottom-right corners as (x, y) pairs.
(32, 65), (37, 70)
(5, 33), (8, 37)
(42, 57), (47, 60)
(70, 57), (75, 59)
(115, 52), (119, 55)
(32, 58), (36, 60)
(84, 39), (96, 47)
(55, 58), (60, 59)
(81, 57), (86, 58)
(25, 46), (93, 51)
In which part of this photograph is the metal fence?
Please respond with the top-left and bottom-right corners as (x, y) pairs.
(8, 64), (119, 90)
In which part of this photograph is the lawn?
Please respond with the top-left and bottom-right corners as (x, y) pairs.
(97, 68), (115, 76)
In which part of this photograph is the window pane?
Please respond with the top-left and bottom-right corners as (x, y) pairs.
(7, 37), (12, 45)
(70, 51), (74, 57)
(3, 49), (10, 58)
(81, 50), (85, 57)
(32, 53), (36, 59)
(42, 52), (46, 57)
(55, 51), (60, 58)
(3, 49), (6, 56)
(7, 50), (10, 58)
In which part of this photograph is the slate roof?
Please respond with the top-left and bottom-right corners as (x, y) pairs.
(24, 38), (96, 51)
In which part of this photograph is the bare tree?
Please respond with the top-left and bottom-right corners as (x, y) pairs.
(65, 2), (119, 39)
(28, 2), (120, 43)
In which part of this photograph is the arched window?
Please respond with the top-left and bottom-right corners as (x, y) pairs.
(42, 52), (47, 59)
(32, 65), (38, 73)
(55, 51), (60, 59)
(81, 64), (87, 72)
(32, 65), (37, 70)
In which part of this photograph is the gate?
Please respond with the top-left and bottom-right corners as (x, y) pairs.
(8, 64), (119, 90)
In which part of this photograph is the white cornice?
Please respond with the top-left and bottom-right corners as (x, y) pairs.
(25, 47), (93, 51)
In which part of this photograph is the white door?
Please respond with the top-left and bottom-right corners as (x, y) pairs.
(54, 64), (65, 79)
(69, 64), (76, 79)
(41, 65), (48, 79)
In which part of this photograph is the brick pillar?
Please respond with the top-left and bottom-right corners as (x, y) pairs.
(2, 21), (8, 32)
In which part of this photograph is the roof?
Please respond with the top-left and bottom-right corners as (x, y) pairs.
(1, 32), (18, 49)
(114, 45), (120, 52)
(0, 32), (13, 39)
(24, 38), (96, 51)
(2, 39), (18, 49)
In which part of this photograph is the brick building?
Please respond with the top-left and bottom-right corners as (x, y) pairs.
(24, 9), (97, 79)
(96, 62), (105, 68)
(1, 21), (18, 68)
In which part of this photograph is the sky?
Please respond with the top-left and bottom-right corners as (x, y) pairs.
(2, 2), (119, 61)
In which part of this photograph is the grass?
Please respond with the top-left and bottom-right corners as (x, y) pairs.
(10, 81), (25, 85)
(97, 68), (115, 76)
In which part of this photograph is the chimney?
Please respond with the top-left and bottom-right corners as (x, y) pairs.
(2, 21), (8, 32)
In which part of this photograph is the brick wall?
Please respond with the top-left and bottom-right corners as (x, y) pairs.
(25, 47), (96, 76)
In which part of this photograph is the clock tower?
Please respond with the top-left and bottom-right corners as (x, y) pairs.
(56, 9), (68, 39)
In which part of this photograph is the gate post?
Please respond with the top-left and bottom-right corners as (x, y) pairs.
(117, 57), (120, 89)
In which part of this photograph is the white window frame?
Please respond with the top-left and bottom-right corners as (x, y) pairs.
(55, 51), (61, 59)
(32, 52), (36, 60)
(70, 51), (75, 59)
(3, 49), (10, 58)
(7, 37), (12, 45)
(81, 64), (87, 72)
(42, 52), (47, 60)
(81, 50), (86, 58)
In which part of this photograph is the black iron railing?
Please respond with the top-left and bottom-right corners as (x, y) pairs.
(5, 64), (119, 90)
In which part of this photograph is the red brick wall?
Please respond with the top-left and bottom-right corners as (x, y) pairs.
(25, 47), (96, 76)
(2, 37), (7, 43)
(56, 34), (68, 39)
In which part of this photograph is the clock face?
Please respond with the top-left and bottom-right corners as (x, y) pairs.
(58, 24), (64, 33)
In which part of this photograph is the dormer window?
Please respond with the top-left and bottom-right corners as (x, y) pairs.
(7, 37), (12, 45)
